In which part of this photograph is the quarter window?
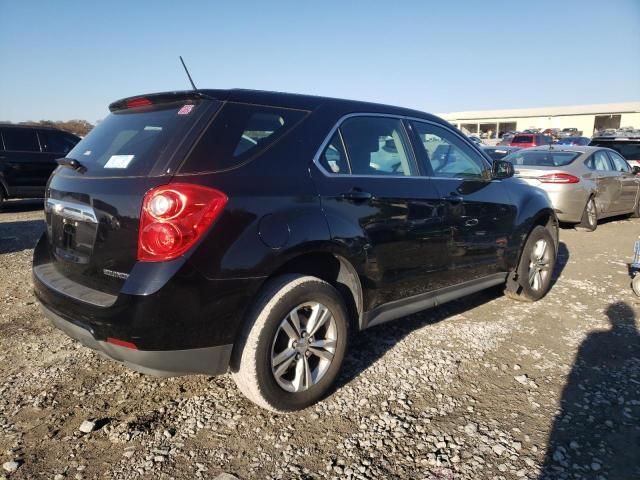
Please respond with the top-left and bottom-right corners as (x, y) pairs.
(2, 129), (40, 152)
(410, 122), (486, 178)
(319, 132), (349, 174)
(181, 103), (306, 173)
(339, 117), (415, 176)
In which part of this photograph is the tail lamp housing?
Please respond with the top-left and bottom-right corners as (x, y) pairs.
(138, 184), (227, 262)
(539, 173), (580, 184)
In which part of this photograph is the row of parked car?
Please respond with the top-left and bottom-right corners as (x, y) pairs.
(2, 92), (639, 412)
(478, 129), (640, 231)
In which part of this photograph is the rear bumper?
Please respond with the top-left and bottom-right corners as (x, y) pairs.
(42, 304), (232, 377)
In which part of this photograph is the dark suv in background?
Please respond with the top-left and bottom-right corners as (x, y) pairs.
(590, 134), (640, 170)
(0, 124), (80, 206)
(33, 89), (558, 411)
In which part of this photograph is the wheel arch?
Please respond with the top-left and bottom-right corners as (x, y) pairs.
(266, 250), (364, 334)
(509, 205), (558, 281)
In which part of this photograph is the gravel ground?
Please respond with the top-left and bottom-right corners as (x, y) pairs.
(1, 199), (639, 480)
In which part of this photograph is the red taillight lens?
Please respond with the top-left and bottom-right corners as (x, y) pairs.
(138, 184), (228, 262)
(539, 173), (580, 184)
(126, 97), (152, 108)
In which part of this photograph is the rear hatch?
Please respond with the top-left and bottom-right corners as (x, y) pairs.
(39, 94), (220, 296)
(510, 134), (535, 147)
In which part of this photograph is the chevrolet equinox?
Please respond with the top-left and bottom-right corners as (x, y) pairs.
(33, 90), (558, 411)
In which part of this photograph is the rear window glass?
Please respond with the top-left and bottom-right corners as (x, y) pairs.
(589, 140), (640, 161)
(2, 129), (40, 152)
(505, 150), (580, 167)
(64, 101), (204, 177)
(180, 103), (307, 173)
(511, 135), (533, 143)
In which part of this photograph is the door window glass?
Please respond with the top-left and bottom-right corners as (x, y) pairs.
(587, 151), (613, 171)
(411, 122), (485, 178)
(319, 132), (349, 174)
(608, 151), (630, 172)
(2, 129), (40, 152)
(340, 117), (415, 176)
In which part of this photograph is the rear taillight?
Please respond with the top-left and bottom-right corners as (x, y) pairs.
(539, 173), (580, 184)
(126, 97), (152, 108)
(138, 184), (227, 262)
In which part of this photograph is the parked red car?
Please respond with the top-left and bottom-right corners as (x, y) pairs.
(510, 134), (553, 149)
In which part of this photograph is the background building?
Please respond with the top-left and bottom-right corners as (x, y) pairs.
(438, 102), (640, 139)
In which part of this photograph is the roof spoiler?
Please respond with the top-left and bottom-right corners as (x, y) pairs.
(108, 90), (222, 112)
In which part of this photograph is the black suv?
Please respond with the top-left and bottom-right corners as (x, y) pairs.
(33, 90), (558, 411)
(0, 124), (80, 206)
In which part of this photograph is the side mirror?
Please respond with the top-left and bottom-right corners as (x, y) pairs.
(632, 166), (640, 175)
(492, 159), (514, 179)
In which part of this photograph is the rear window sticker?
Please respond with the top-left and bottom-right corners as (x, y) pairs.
(177, 104), (195, 115)
(104, 154), (135, 169)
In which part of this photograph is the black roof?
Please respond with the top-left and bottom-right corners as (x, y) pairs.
(0, 123), (72, 132)
(110, 88), (443, 123)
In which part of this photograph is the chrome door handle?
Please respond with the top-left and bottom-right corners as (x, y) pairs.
(342, 189), (373, 202)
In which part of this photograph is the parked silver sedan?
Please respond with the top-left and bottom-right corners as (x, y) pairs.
(504, 146), (640, 231)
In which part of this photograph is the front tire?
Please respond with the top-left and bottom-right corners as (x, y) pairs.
(231, 274), (349, 412)
(578, 197), (598, 231)
(505, 226), (556, 302)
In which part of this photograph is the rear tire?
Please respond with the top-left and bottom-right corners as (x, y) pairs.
(505, 226), (556, 302)
(633, 276), (640, 297)
(0, 188), (5, 210)
(577, 197), (598, 231)
(231, 274), (349, 412)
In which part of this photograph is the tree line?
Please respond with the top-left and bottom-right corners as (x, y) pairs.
(1, 120), (94, 137)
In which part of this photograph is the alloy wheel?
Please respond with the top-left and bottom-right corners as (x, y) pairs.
(528, 239), (551, 291)
(270, 302), (338, 392)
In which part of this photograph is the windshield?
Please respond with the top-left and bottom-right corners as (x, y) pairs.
(505, 150), (580, 167)
(65, 101), (206, 177)
(589, 140), (640, 160)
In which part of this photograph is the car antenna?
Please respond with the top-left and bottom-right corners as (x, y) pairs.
(179, 56), (198, 91)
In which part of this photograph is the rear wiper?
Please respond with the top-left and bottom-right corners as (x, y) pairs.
(57, 157), (87, 173)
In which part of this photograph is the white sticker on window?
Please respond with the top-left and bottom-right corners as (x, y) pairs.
(144, 126), (162, 131)
(104, 154), (135, 169)
(83, 150), (92, 156)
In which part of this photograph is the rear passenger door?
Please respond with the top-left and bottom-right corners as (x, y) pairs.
(0, 128), (46, 195)
(587, 150), (619, 215)
(408, 120), (517, 284)
(311, 115), (447, 311)
(608, 150), (640, 212)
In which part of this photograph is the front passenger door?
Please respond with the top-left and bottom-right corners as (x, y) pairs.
(408, 121), (517, 284)
(607, 150), (639, 212)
